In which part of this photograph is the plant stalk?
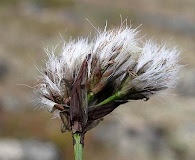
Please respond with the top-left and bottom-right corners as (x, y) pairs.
(97, 91), (123, 106)
(73, 133), (83, 160)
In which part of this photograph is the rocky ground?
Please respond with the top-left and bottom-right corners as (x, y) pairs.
(0, 0), (195, 160)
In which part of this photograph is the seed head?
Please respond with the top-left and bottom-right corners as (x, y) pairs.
(34, 25), (180, 140)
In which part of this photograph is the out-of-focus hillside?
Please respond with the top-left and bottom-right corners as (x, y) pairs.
(0, 0), (195, 160)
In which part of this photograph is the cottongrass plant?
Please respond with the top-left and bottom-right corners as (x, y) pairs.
(34, 23), (180, 160)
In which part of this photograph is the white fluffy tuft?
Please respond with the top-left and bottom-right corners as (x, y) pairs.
(34, 24), (180, 116)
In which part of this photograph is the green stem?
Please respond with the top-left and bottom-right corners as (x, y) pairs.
(97, 91), (123, 106)
(87, 92), (94, 102)
(73, 133), (83, 160)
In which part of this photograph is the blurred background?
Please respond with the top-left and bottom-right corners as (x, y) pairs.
(0, 0), (195, 160)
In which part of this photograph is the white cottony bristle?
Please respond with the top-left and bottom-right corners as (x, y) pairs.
(34, 24), (180, 117)
(134, 41), (180, 90)
(92, 26), (139, 69)
(39, 97), (57, 112)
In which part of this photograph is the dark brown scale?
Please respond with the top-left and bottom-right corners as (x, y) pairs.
(101, 59), (115, 74)
(126, 93), (150, 101)
(54, 104), (64, 111)
(91, 56), (98, 70)
(90, 56), (102, 87)
(60, 78), (72, 100)
(54, 96), (63, 104)
(63, 96), (71, 105)
(102, 69), (113, 77)
(88, 100), (128, 121)
(92, 64), (102, 85)
(107, 59), (115, 65)
(47, 86), (62, 104)
(137, 60), (153, 75)
(60, 111), (71, 133)
(111, 44), (123, 53)
(83, 119), (103, 133)
(94, 82), (115, 103)
(114, 54), (132, 72)
(70, 54), (90, 135)
(111, 45), (123, 60)
(124, 87), (168, 101)
(128, 69), (138, 79)
(43, 94), (54, 102)
(91, 82), (105, 94)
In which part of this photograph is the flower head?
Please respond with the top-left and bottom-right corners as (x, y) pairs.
(34, 25), (180, 141)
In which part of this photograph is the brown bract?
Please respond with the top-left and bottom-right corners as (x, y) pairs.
(58, 54), (128, 144)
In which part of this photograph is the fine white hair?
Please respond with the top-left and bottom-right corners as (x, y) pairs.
(34, 24), (180, 117)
